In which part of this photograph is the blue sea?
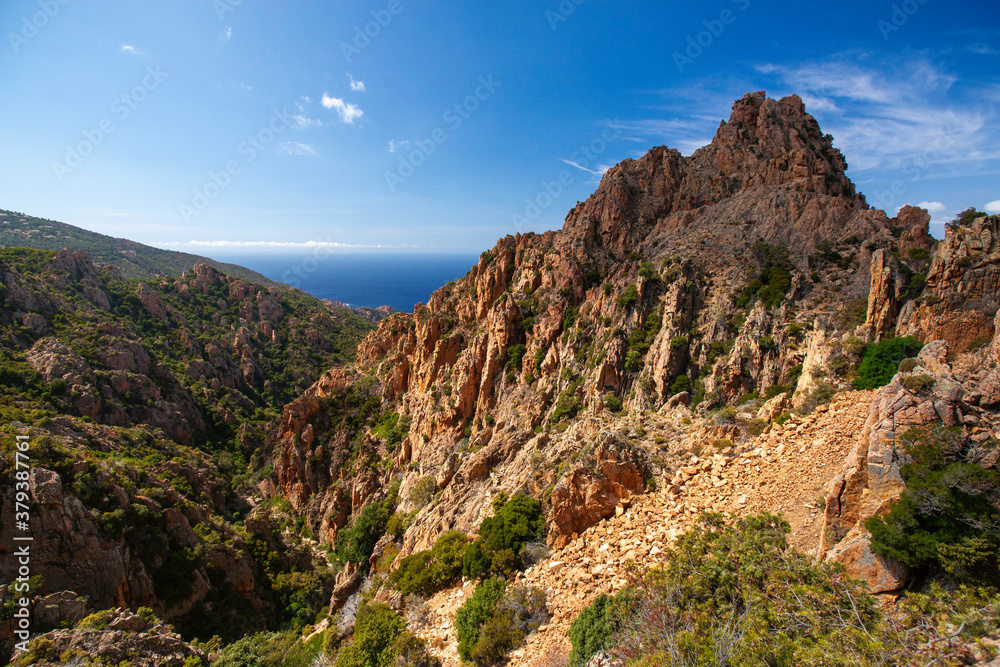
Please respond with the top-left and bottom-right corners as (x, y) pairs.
(221, 253), (480, 313)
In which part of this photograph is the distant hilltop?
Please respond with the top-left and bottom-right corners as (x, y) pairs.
(0, 209), (284, 289)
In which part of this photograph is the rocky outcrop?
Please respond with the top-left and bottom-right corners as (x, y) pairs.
(898, 214), (1000, 350)
(865, 249), (897, 341)
(10, 608), (205, 667)
(819, 340), (973, 592)
(548, 439), (649, 548)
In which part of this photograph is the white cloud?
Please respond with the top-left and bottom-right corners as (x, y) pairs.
(220, 27), (232, 43)
(277, 141), (316, 156)
(291, 97), (323, 129)
(917, 201), (947, 213)
(986, 200), (1000, 214)
(120, 44), (146, 57)
(322, 95), (364, 124)
(753, 58), (997, 173)
(387, 140), (411, 153)
(349, 74), (366, 92)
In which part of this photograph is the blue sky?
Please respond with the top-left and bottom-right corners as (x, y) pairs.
(1, 0), (998, 254)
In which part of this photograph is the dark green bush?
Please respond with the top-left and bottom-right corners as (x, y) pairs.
(390, 530), (467, 597)
(506, 344), (527, 371)
(336, 491), (398, 567)
(455, 577), (507, 662)
(334, 603), (405, 667)
(462, 494), (544, 580)
(736, 243), (792, 309)
(866, 424), (1000, 585)
(853, 336), (923, 389)
(568, 591), (633, 666)
(669, 374), (690, 395)
(409, 476), (438, 510)
(616, 285), (639, 310)
(603, 395), (623, 413)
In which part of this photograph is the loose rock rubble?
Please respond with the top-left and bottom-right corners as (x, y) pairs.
(417, 392), (872, 666)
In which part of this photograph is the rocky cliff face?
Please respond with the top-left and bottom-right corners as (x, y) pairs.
(898, 213), (1000, 350)
(272, 92), (934, 568)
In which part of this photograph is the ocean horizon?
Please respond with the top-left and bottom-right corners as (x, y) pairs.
(217, 253), (481, 313)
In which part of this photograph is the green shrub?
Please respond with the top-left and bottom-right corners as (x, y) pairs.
(455, 577), (507, 662)
(902, 373), (934, 393)
(603, 395), (623, 413)
(568, 591), (634, 666)
(763, 384), (789, 399)
(736, 243), (792, 309)
(390, 531), (467, 597)
(456, 581), (547, 666)
(462, 494), (544, 580)
(669, 374), (690, 395)
(670, 335), (688, 350)
(746, 418), (767, 437)
(600, 513), (885, 665)
(866, 424), (1000, 585)
(336, 492), (398, 567)
(506, 344), (527, 371)
(898, 357), (919, 373)
(335, 603), (406, 667)
(853, 336), (924, 389)
(616, 285), (639, 310)
(409, 476), (438, 510)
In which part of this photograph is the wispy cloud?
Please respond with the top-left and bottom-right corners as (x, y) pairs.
(626, 57), (1000, 177)
(120, 44), (146, 57)
(387, 140), (411, 153)
(986, 200), (1000, 214)
(560, 158), (612, 177)
(753, 58), (998, 172)
(348, 74), (366, 92)
(291, 97), (323, 129)
(322, 94), (364, 124)
(220, 27), (232, 44)
(277, 141), (316, 156)
(914, 200), (953, 227)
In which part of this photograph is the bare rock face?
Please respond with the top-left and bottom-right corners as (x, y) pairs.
(819, 340), (968, 592)
(548, 438), (649, 548)
(865, 249), (897, 341)
(898, 214), (1000, 350)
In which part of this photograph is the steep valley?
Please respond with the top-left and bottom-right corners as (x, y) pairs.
(3, 92), (1000, 667)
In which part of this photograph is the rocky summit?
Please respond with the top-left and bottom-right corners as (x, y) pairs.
(4, 92), (1000, 666)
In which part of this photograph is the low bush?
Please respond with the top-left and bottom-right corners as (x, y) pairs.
(463, 494), (544, 580)
(390, 531), (467, 597)
(578, 513), (886, 665)
(867, 424), (1000, 585)
(616, 285), (640, 310)
(854, 336), (924, 389)
(568, 591), (635, 666)
(456, 580), (547, 666)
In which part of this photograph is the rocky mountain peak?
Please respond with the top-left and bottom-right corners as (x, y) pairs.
(561, 91), (862, 260)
